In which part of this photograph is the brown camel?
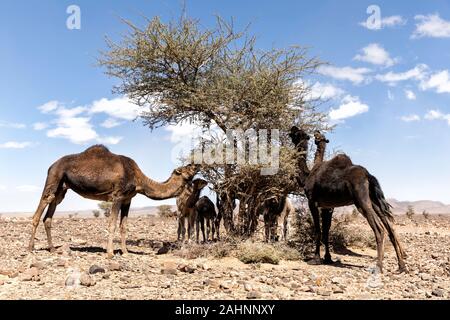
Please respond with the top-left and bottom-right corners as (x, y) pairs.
(28, 145), (199, 258)
(290, 127), (407, 272)
(262, 196), (294, 242)
(176, 179), (208, 242)
(195, 196), (217, 243)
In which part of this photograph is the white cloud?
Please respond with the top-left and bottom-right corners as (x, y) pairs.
(375, 64), (428, 84)
(405, 90), (416, 100)
(0, 121), (26, 129)
(420, 70), (450, 94)
(0, 141), (32, 149)
(0, 185), (6, 191)
(101, 118), (122, 128)
(38, 101), (60, 113)
(47, 108), (98, 144)
(307, 82), (345, 101)
(360, 15), (407, 29)
(318, 66), (371, 85)
(329, 95), (369, 121)
(424, 109), (450, 125)
(412, 14), (450, 39)
(90, 97), (140, 121)
(37, 102), (124, 145)
(401, 114), (420, 122)
(33, 122), (48, 131)
(16, 185), (40, 193)
(354, 43), (397, 67)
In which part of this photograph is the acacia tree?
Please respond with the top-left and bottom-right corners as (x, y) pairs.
(100, 15), (328, 236)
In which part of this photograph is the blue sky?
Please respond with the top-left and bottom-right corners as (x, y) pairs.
(1, 0), (450, 212)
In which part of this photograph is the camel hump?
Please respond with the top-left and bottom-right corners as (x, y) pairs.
(83, 144), (111, 154)
(330, 153), (353, 168)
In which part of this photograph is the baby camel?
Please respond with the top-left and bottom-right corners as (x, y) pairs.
(177, 179), (208, 242)
(195, 196), (217, 243)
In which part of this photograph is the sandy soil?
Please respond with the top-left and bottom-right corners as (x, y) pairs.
(0, 215), (448, 300)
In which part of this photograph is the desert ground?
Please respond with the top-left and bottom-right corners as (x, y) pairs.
(0, 214), (449, 300)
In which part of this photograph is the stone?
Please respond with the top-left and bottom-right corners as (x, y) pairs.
(420, 273), (432, 281)
(157, 246), (170, 255)
(161, 262), (178, 275)
(331, 277), (342, 285)
(178, 264), (195, 274)
(89, 265), (106, 274)
(19, 267), (40, 281)
(80, 273), (95, 287)
(247, 291), (262, 299)
(108, 261), (121, 272)
(432, 289), (445, 297)
(317, 289), (332, 296)
(56, 258), (68, 268)
(30, 261), (46, 270)
(203, 279), (219, 288)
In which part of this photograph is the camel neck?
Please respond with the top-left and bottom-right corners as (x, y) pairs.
(313, 142), (327, 167)
(296, 148), (310, 188)
(139, 171), (185, 200)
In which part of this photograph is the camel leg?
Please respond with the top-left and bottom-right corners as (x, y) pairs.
(321, 209), (333, 264)
(355, 188), (386, 272)
(211, 218), (216, 242)
(206, 219), (211, 242)
(378, 214), (407, 272)
(201, 218), (206, 243)
(215, 214), (221, 241)
(119, 202), (131, 256)
(308, 200), (322, 262)
(29, 193), (56, 251)
(196, 219), (200, 244)
(187, 210), (196, 243)
(107, 201), (121, 259)
(43, 187), (67, 253)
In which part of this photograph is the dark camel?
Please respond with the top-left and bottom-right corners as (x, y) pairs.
(290, 127), (407, 272)
(29, 145), (199, 258)
(195, 196), (217, 243)
(176, 179), (208, 242)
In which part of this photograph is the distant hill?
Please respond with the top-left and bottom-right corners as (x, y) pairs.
(387, 199), (450, 215)
(1, 199), (449, 217)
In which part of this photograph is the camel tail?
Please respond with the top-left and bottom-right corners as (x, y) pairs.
(368, 174), (395, 222)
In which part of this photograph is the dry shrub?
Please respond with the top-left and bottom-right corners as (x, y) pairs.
(173, 241), (236, 260)
(237, 242), (280, 265)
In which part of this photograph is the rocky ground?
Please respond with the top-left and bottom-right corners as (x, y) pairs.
(0, 215), (449, 300)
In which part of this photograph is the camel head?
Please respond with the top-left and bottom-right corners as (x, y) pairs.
(289, 126), (310, 151)
(173, 164), (200, 182)
(192, 178), (208, 191)
(314, 131), (329, 145)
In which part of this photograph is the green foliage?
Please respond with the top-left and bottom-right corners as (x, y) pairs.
(100, 13), (329, 235)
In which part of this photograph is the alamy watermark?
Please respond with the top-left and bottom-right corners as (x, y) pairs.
(66, 5), (81, 30)
(172, 129), (281, 176)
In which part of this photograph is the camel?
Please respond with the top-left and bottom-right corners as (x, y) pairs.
(28, 145), (199, 258)
(195, 196), (217, 243)
(262, 196), (294, 242)
(289, 126), (407, 272)
(176, 179), (208, 242)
